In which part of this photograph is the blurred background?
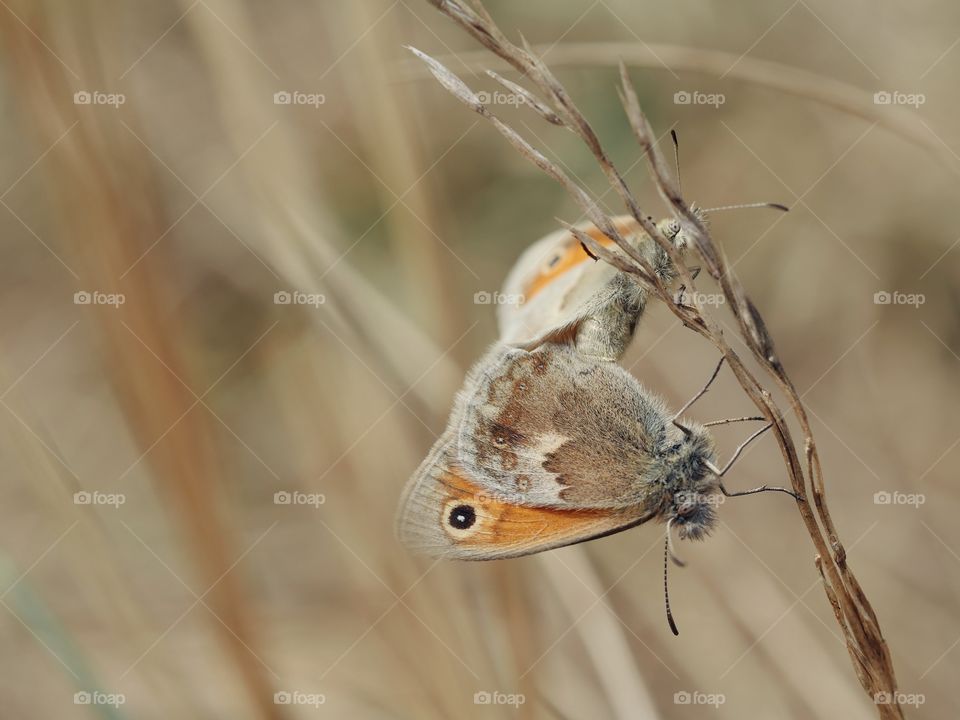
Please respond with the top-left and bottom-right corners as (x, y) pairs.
(0, 0), (957, 717)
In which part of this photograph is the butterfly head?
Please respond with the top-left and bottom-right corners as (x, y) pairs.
(659, 424), (720, 541)
(655, 204), (707, 253)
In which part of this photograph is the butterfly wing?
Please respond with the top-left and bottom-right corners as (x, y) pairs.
(395, 430), (655, 560)
(497, 217), (656, 359)
(497, 227), (618, 345)
(457, 342), (670, 511)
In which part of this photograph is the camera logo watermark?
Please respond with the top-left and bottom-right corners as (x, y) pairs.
(74, 691), (126, 707)
(873, 290), (924, 308)
(873, 91), (925, 108)
(675, 491), (725, 508)
(476, 90), (527, 107)
(673, 90), (725, 108)
(74, 491), (126, 508)
(74, 90), (126, 108)
(473, 691), (525, 707)
(273, 91), (326, 108)
(673, 690), (725, 707)
(675, 289), (725, 307)
(873, 491), (925, 508)
(274, 290), (326, 307)
(74, 290), (125, 307)
(874, 691), (925, 708)
(274, 490), (326, 508)
(475, 490), (513, 506)
(273, 691), (326, 707)
(474, 291), (524, 306)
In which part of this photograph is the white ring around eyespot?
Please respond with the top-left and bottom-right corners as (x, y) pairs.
(441, 498), (482, 540)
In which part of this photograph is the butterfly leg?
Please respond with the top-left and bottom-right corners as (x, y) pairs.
(672, 355), (725, 425)
(707, 423), (802, 500)
(718, 480), (800, 501)
(673, 266), (702, 307)
(716, 422), (771, 474)
(703, 415), (766, 427)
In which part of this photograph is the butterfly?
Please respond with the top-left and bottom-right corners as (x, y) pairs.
(398, 198), (793, 633)
(496, 213), (699, 362)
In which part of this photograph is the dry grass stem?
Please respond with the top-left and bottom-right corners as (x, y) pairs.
(398, 40), (957, 179)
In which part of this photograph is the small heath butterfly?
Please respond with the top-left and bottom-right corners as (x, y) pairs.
(396, 342), (797, 633)
(496, 214), (699, 362)
(399, 190), (794, 632)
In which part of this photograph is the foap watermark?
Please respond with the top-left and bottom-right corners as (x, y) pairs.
(873, 91), (925, 108)
(674, 90), (725, 108)
(873, 290), (924, 308)
(473, 691), (525, 707)
(74, 691), (126, 707)
(274, 290), (325, 307)
(675, 491), (725, 508)
(675, 289), (725, 307)
(274, 490), (326, 508)
(475, 490), (513, 506)
(74, 290), (125, 307)
(273, 691), (326, 707)
(74, 491), (126, 508)
(474, 291), (524, 306)
(673, 690), (725, 707)
(874, 691), (925, 708)
(873, 491), (925, 508)
(273, 91), (326, 108)
(476, 90), (527, 107)
(74, 90), (126, 108)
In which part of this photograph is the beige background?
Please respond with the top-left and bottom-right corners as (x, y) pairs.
(0, 1), (956, 718)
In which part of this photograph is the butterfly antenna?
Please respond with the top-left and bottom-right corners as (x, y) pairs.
(666, 517), (686, 567)
(664, 532), (679, 636)
(703, 415), (766, 427)
(670, 129), (682, 197)
(701, 202), (789, 214)
(669, 131), (785, 215)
